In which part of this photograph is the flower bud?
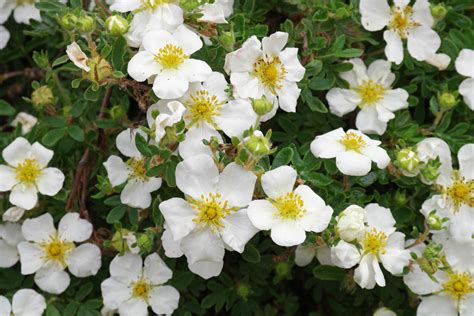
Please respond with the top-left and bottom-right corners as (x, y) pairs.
(419, 158), (441, 183)
(111, 229), (133, 252)
(396, 148), (420, 174)
(219, 31), (235, 51)
(417, 257), (438, 275)
(423, 242), (443, 261)
(136, 233), (154, 253)
(275, 262), (290, 278)
(236, 283), (250, 299)
(110, 105), (125, 120)
(251, 96), (274, 115)
(426, 212), (444, 230)
(105, 15), (129, 36)
(431, 4), (448, 21)
(437, 91), (459, 110)
(31, 86), (54, 108)
(336, 205), (366, 242)
(244, 131), (272, 156)
(60, 13), (78, 31)
(76, 14), (95, 33)
(82, 56), (112, 85)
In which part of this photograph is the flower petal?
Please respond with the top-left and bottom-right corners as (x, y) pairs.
(11, 289), (46, 316)
(175, 154), (219, 198)
(143, 253), (173, 285)
(120, 180), (153, 209)
(160, 198), (197, 241)
(261, 165), (297, 199)
(34, 266), (70, 294)
(221, 209), (259, 253)
(0, 166), (16, 191)
(58, 212), (92, 242)
(407, 27), (441, 61)
(36, 167), (65, 196)
(270, 220), (306, 247)
(214, 99), (257, 138)
(359, 0), (391, 31)
(66, 243), (101, 277)
(335, 151), (372, 176)
(21, 213), (55, 242)
(2, 137), (31, 167)
(17, 241), (44, 274)
(294, 244), (316, 267)
(218, 163), (256, 208)
(127, 51), (161, 82)
(417, 295), (457, 316)
(110, 253), (142, 283)
(247, 200), (277, 230)
(101, 278), (131, 310)
(459, 78), (474, 110)
(383, 30), (404, 65)
(455, 49), (474, 78)
(149, 285), (180, 315)
(327, 88), (360, 117)
(103, 155), (129, 187)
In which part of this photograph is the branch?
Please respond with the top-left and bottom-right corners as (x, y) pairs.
(97, 87), (113, 151)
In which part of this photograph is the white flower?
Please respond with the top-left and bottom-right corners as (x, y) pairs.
(148, 100), (186, 143)
(160, 154), (258, 279)
(0, 25), (10, 50)
(0, 289), (46, 316)
(110, 0), (183, 47)
(66, 42), (90, 72)
(101, 253), (180, 316)
(247, 166), (333, 247)
(331, 204), (410, 289)
(403, 240), (474, 316)
(310, 128), (390, 176)
(10, 112), (38, 135)
(327, 58), (409, 135)
(127, 25), (212, 99)
(2, 206), (26, 222)
(224, 32), (305, 118)
(103, 128), (162, 209)
(294, 244), (333, 267)
(0, 137), (65, 210)
(17, 213), (102, 294)
(336, 204), (366, 242)
(360, 0), (441, 65)
(455, 49), (474, 110)
(0, 0), (40, 26)
(373, 307), (397, 316)
(425, 53), (451, 71)
(0, 222), (23, 268)
(198, 0), (234, 24)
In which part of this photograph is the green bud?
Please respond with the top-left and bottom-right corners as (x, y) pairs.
(244, 131), (272, 156)
(32, 51), (49, 69)
(275, 262), (290, 278)
(396, 148), (420, 174)
(219, 31), (236, 51)
(334, 7), (351, 19)
(423, 242), (443, 261)
(437, 91), (459, 110)
(111, 229), (132, 252)
(31, 86), (54, 108)
(431, 3), (448, 21)
(76, 14), (95, 33)
(60, 13), (78, 31)
(395, 190), (408, 206)
(110, 105), (125, 120)
(236, 283), (251, 299)
(420, 158), (442, 183)
(251, 96), (274, 115)
(106, 15), (129, 36)
(417, 257), (439, 275)
(82, 56), (113, 85)
(426, 212), (444, 231)
(136, 233), (153, 253)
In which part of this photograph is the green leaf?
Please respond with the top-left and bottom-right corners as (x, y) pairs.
(52, 55), (69, 68)
(46, 305), (61, 316)
(68, 125), (85, 142)
(312, 265), (346, 281)
(135, 133), (152, 157)
(106, 205), (127, 224)
(272, 147), (294, 168)
(335, 48), (363, 58)
(42, 128), (66, 146)
(0, 99), (16, 116)
(242, 244), (261, 263)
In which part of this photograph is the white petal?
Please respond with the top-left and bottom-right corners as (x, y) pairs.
(188, 260), (224, 279)
(153, 69), (189, 99)
(455, 49), (474, 78)
(359, 0), (391, 31)
(0, 26), (10, 49)
(118, 298), (148, 316)
(310, 129), (346, 159)
(36, 167), (64, 196)
(294, 185), (332, 232)
(379, 88), (409, 112)
(459, 78), (474, 110)
(30, 142), (53, 168)
(354, 254), (377, 289)
(214, 99), (257, 138)
(175, 154), (219, 198)
(58, 212), (92, 242)
(0, 240), (19, 268)
(0, 296), (10, 316)
(444, 239), (474, 271)
(383, 30), (404, 65)
(2, 137), (31, 167)
(364, 203), (396, 234)
(143, 253), (173, 284)
(247, 200), (277, 230)
(109, 253), (142, 284)
(154, 4), (184, 29)
(34, 266), (70, 294)
(220, 209), (259, 253)
(230, 72), (262, 99)
(339, 58), (368, 87)
(0, 165), (16, 191)
(218, 163), (256, 208)
(203, 72), (230, 101)
(103, 155), (129, 187)
(294, 244), (316, 267)
(361, 144), (390, 169)
(9, 183), (38, 210)
(335, 151), (372, 176)
(127, 51), (161, 82)
(2, 206), (26, 222)
(380, 232), (410, 274)
(412, 0), (434, 27)
(66, 243), (101, 277)
(277, 80), (301, 112)
(178, 124), (223, 159)
(181, 227), (225, 264)
(116, 128), (146, 158)
(160, 198), (197, 241)
(149, 285), (180, 315)
(262, 32), (288, 56)
(11, 289), (46, 316)
(173, 25), (203, 55)
(459, 144), (474, 180)
(120, 180), (153, 209)
(460, 294), (474, 316)
(161, 226), (184, 258)
(270, 221), (306, 247)
(330, 241), (360, 268)
(224, 36), (262, 73)
(327, 88), (359, 117)
(417, 295), (457, 316)
(13, 5), (40, 24)
(142, 29), (177, 55)
(425, 53), (451, 71)
(21, 213), (55, 242)
(17, 242), (44, 274)
(101, 278), (131, 310)
(0, 222), (24, 246)
(280, 48), (305, 82)
(407, 27), (441, 61)
(181, 59), (212, 83)
(109, 0), (141, 12)
(367, 59), (395, 86)
(261, 165), (297, 199)
(403, 265), (442, 295)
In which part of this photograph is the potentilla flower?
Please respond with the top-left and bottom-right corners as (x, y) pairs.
(360, 0), (441, 65)
(127, 25), (212, 99)
(0, 137), (65, 210)
(197, 0), (234, 24)
(336, 205), (366, 242)
(327, 58), (409, 135)
(331, 204), (410, 289)
(0, 222), (23, 268)
(10, 112), (38, 135)
(103, 128), (162, 209)
(66, 41), (90, 72)
(455, 49), (474, 110)
(0, 289), (46, 316)
(294, 244), (333, 267)
(310, 128), (390, 176)
(101, 252), (180, 316)
(403, 241), (474, 316)
(0, 0), (40, 26)
(247, 166), (333, 247)
(160, 154), (258, 279)
(148, 100), (186, 143)
(17, 213), (102, 294)
(224, 32), (305, 118)
(110, 0), (183, 47)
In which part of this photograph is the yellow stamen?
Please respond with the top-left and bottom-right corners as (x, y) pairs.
(442, 272), (473, 301)
(443, 172), (474, 212)
(362, 228), (387, 256)
(154, 44), (187, 69)
(271, 191), (306, 220)
(189, 193), (236, 231)
(388, 5), (420, 39)
(184, 90), (224, 127)
(253, 57), (287, 94)
(127, 157), (148, 180)
(339, 132), (366, 152)
(131, 278), (151, 301)
(15, 158), (41, 185)
(41, 234), (75, 268)
(356, 80), (385, 106)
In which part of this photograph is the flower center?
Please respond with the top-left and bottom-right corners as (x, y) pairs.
(132, 279), (151, 300)
(271, 191), (306, 220)
(15, 158), (41, 185)
(154, 44), (187, 69)
(253, 57), (287, 93)
(357, 80), (385, 106)
(184, 90), (224, 127)
(442, 272), (473, 301)
(189, 193), (235, 231)
(41, 235), (75, 268)
(444, 174), (474, 212)
(140, 0), (171, 9)
(127, 157), (148, 180)
(388, 5), (419, 39)
(362, 228), (387, 255)
(339, 132), (366, 152)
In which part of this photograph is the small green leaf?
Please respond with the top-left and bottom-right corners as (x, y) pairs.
(68, 125), (85, 142)
(272, 147), (294, 168)
(312, 265), (346, 281)
(242, 244), (261, 263)
(0, 99), (16, 116)
(106, 205), (127, 224)
(52, 55), (69, 68)
(135, 133), (152, 157)
(42, 128), (66, 146)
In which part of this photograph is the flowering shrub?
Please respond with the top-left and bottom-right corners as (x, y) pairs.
(0, 0), (473, 315)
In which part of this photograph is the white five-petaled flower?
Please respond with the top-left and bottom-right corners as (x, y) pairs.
(403, 241), (474, 316)
(331, 203), (410, 289)
(455, 49), (474, 110)
(327, 58), (409, 135)
(160, 154), (258, 279)
(101, 252), (180, 316)
(360, 0), (441, 65)
(197, 0), (234, 24)
(127, 25), (212, 99)
(247, 166), (333, 247)
(110, 0), (183, 48)
(310, 128), (390, 176)
(0, 289), (46, 316)
(0, 222), (23, 268)
(224, 32), (305, 119)
(0, 137), (65, 210)
(17, 213), (102, 294)
(0, 0), (41, 26)
(103, 128), (162, 209)
(336, 204), (367, 243)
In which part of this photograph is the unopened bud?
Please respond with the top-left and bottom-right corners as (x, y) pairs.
(245, 131), (272, 156)
(427, 212), (444, 230)
(396, 148), (420, 174)
(236, 283), (250, 299)
(420, 158), (441, 183)
(111, 229), (132, 252)
(136, 233), (153, 253)
(106, 15), (129, 36)
(437, 91), (459, 110)
(31, 86), (54, 108)
(82, 56), (112, 84)
(60, 13), (78, 31)
(251, 96), (274, 115)
(110, 105), (125, 120)
(219, 31), (235, 51)
(431, 4), (448, 21)
(395, 190), (408, 206)
(76, 14), (95, 33)
(423, 242), (443, 261)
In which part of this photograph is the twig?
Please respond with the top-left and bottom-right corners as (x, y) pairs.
(66, 148), (91, 213)
(0, 68), (44, 83)
(94, 0), (111, 15)
(97, 87), (113, 151)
